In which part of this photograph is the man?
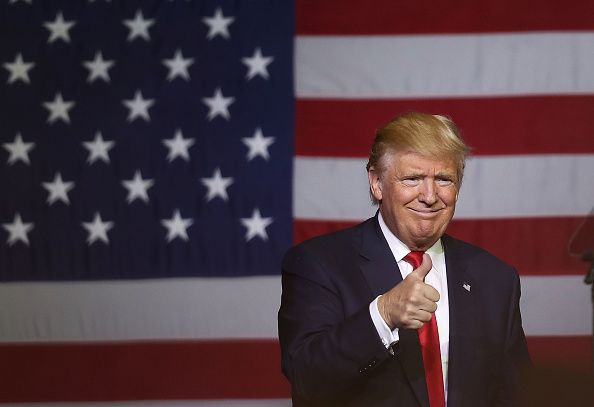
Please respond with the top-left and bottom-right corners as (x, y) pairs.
(278, 112), (531, 406)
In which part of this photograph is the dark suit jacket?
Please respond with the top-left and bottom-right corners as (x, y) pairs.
(278, 216), (531, 407)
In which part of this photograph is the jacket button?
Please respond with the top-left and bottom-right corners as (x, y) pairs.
(359, 358), (378, 374)
(359, 358), (377, 374)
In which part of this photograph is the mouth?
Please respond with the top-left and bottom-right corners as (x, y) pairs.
(408, 208), (443, 218)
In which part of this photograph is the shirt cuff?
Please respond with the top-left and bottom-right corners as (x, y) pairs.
(369, 295), (399, 349)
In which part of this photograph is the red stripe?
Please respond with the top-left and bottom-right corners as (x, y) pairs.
(296, 0), (594, 35)
(521, 361), (594, 405)
(526, 336), (592, 373)
(0, 337), (589, 402)
(0, 340), (290, 402)
(294, 217), (587, 276)
(296, 97), (594, 157)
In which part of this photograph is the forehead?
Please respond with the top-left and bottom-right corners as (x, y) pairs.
(383, 151), (458, 175)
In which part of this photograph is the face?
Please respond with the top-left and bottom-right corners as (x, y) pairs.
(368, 151), (460, 251)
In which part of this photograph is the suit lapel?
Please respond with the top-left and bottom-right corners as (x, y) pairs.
(356, 216), (430, 407)
(442, 235), (476, 407)
(357, 216), (402, 297)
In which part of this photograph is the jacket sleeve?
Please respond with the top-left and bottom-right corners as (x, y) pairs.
(499, 267), (532, 405)
(278, 244), (393, 404)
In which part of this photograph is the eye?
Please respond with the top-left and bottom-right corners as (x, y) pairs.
(436, 178), (454, 186)
(401, 177), (420, 186)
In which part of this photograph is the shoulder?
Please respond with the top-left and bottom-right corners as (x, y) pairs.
(282, 217), (375, 273)
(442, 234), (519, 282)
(443, 234), (512, 267)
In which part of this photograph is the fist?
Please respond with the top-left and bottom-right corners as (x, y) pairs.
(378, 253), (440, 330)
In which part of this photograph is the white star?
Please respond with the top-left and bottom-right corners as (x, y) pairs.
(200, 167), (234, 202)
(240, 208), (273, 242)
(3, 133), (35, 165)
(161, 209), (193, 242)
(3, 53), (35, 84)
(82, 132), (115, 164)
(2, 213), (34, 246)
(122, 170), (154, 203)
(122, 90), (155, 122)
(162, 48), (194, 81)
(202, 7), (234, 40)
(242, 127), (275, 161)
(241, 47), (274, 80)
(162, 129), (195, 162)
(43, 12), (76, 43)
(82, 51), (115, 83)
(123, 9), (155, 42)
(42, 172), (75, 205)
(42, 92), (75, 124)
(82, 212), (114, 245)
(202, 87), (234, 121)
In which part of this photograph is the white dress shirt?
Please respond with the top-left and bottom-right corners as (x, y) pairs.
(369, 212), (450, 397)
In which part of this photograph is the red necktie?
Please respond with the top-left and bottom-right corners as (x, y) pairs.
(404, 251), (445, 407)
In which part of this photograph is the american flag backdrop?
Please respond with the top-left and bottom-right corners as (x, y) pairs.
(0, 0), (593, 406)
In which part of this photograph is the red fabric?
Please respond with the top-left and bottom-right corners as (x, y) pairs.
(405, 251), (446, 407)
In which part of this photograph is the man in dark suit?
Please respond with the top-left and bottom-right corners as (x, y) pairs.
(278, 112), (531, 406)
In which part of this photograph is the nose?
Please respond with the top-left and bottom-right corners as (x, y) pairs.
(418, 179), (437, 205)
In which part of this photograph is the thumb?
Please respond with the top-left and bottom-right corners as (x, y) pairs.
(410, 253), (433, 281)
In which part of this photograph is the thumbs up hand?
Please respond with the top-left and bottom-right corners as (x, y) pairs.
(377, 254), (440, 330)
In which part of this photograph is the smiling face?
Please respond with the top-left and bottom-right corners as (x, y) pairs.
(368, 150), (460, 251)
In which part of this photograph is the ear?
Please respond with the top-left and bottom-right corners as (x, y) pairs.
(368, 167), (383, 202)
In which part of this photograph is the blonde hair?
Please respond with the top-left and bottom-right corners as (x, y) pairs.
(366, 112), (470, 202)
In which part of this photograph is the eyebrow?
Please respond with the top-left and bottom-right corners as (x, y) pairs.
(396, 170), (458, 182)
(397, 170), (455, 177)
(435, 172), (456, 178)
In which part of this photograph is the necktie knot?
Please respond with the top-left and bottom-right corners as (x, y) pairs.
(404, 251), (424, 269)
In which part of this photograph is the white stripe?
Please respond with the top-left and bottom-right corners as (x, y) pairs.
(0, 275), (589, 342)
(0, 277), (281, 342)
(296, 33), (594, 98)
(293, 154), (594, 221)
(521, 276), (593, 336)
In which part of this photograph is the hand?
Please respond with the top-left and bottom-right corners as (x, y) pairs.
(378, 253), (440, 330)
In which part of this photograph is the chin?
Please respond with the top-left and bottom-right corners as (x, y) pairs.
(410, 229), (442, 249)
